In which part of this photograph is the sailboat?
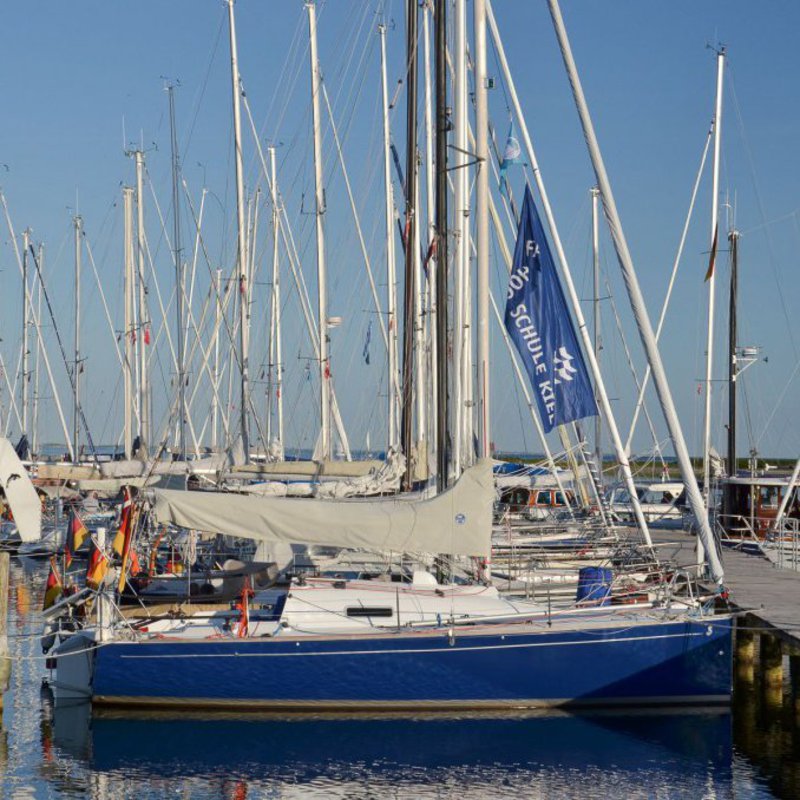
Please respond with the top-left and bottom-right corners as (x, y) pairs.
(49, 458), (731, 709)
(45, 0), (735, 712)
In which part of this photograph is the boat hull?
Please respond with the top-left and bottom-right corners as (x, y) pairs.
(84, 616), (733, 710)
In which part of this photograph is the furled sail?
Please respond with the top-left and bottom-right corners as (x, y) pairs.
(0, 437), (41, 541)
(150, 459), (493, 557)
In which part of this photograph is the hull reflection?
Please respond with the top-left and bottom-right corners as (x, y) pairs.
(49, 705), (735, 799)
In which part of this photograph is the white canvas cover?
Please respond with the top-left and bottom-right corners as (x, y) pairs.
(0, 438), (41, 542)
(151, 459), (493, 557)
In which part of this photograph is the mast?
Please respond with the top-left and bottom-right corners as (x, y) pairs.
(422, 3), (437, 455)
(122, 187), (134, 459)
(167, 83), (186, 460)
(452, 0), (467, 474)
(702, 48), (725, 521)
(73, 215), (82, 461)
(133, 150), (150, 454)
(474, 0), (490, 459)
(306, 0), (331, 461)
(21, 229), (30, 441)
(544, 0), (722, 580)
(591, 186), (602, 474)
(212, 268), (222, 451)
(32, 249), (43, 458)
(401, 0), (419, 488)
(227, 0), (250, 463)
(434, 0), (449, 492)
(725, 227), (739, 517)
(269, 146), (284, 458)
(379, 23), (399, 450)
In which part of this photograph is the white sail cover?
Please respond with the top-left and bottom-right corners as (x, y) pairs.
(0, 438), (41, 542)
(151, 459), (493, 557)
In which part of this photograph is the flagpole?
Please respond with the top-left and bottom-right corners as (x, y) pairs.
(543, 0), (723, 580)
(487, 0), (653, 551)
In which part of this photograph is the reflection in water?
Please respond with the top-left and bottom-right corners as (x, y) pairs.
(0, 557), (792, 799)
(733, 669), (800, 800)
(51, 706), (735, 799)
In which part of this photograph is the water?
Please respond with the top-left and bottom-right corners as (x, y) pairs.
(0, 560), (795, 799)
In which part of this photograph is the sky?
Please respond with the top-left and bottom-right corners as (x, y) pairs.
(0, 1), (798, 462)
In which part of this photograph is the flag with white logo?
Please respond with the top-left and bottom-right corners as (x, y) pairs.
(499, 121), (524, 197)
(504, 187), (597, 433)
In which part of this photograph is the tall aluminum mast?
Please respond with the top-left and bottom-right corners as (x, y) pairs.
(434, 0), (449, 492)
(122, 187), (135, 459)
(306, 0), (331, 461)
(379, 23), (399, 451)
(73, 214), (82, 461)
(167, 83), (187, 459)
(227, 0), (251, 463)
(133, 150), (150, 454)
(21, 229), (30, 441)
(591, 187), (602, 473)
(401, 0), (419, 488)
(268, 146), (284, 457)
(725, 228), (739, 518)
(452, 0), (468, 473)
(474, 0), (490, 459)
(702, 49), (726, 520)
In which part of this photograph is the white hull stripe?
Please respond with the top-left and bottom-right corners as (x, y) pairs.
(116, 630), (712, 660)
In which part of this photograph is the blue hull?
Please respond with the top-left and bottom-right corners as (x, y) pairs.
(90, 617), (732, 710)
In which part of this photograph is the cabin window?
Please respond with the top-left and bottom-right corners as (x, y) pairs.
(554, 492), (566, 506)
(760, 487), (779, 509)
(536, 490), (551, 506)
(346, 607), (394, 618)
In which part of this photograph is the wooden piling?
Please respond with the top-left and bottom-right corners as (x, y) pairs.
(761, 634), (784, 689)
(790, 655), (800, 719)
(736, 626), (756, 663)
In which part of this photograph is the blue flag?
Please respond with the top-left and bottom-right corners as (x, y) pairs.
(505, 187), (597, 433)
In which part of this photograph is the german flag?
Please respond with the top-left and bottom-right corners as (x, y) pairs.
(64, 509), (89, 569)
(85, 541), (109, 590)
(115, 488), (139, 592)
(112, 487), (133, 558)
(43, 557), (64, 610)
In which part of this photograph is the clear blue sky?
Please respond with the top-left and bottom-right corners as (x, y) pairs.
(0, 1), (798, 461)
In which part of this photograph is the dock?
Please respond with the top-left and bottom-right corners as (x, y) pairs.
(653, 526), (800, 699)
(652, 527), (800, 647)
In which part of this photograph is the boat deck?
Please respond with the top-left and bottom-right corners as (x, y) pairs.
(650, 526), (800, 652)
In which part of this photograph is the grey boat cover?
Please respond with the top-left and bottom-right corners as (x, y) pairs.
(150, 459), (493, 557)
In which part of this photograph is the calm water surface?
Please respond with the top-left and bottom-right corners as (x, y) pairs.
(0, 559), (796, 799)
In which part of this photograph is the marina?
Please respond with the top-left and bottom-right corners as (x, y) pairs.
(0, 0), (799, 797)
